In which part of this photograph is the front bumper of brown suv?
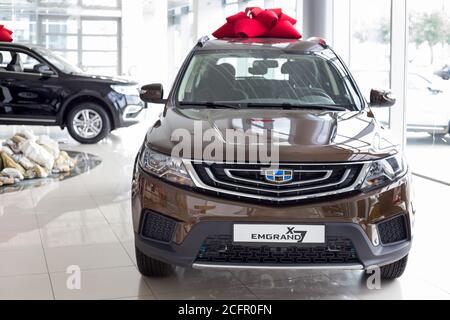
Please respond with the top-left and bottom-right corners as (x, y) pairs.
(132, 166), (414, 270)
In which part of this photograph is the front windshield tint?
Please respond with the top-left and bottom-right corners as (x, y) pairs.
(33, 47), (83, 74)
(177, 51), (357, 109)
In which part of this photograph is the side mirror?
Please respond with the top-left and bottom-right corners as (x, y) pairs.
(139, 83), (166, 104)
(370, 89), (396, 108)
(34, 64), (55, 76)
(427, 87), (443, 95)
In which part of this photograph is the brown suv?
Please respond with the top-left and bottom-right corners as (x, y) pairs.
(132, 37), (414, 280)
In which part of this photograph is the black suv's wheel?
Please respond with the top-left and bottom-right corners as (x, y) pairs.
(136, 246), (173, 277)
(380, 256), (409, 280)
(66, 102), (111, 144)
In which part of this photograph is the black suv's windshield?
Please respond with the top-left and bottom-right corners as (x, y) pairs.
(177, 50), (359, 110)
(33, 47), (83, 74)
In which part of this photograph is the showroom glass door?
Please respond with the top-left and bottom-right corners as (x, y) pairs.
(38, 15), (121, 76)
(38, 15), (80, 66)
(349, 0), (392, 127)
(407, 0), (450, 184)
(81, 17), (121, 76)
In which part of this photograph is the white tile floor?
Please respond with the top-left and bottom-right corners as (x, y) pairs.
(1, 112), (449, 300)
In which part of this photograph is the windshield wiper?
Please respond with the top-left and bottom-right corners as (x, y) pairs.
(179, 102), (241, 109)
(245, 103), (348, 111)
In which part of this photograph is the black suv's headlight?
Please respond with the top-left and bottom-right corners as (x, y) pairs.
(361, 153), (408, 192)
(139, 146), (194, 187)
(111, 84), (140, 96)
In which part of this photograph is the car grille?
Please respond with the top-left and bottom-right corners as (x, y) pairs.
(141, 211), (178, 243)
(190, 162), (364, 204)
(377, 215), (409, 245)
(196, 236), (360, 266)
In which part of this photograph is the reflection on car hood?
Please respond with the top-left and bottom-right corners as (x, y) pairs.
(146, 107), (398, 162)
(70, 73), (136, 85)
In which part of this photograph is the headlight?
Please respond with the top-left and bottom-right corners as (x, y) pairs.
(111, 84), (139, 96)
(139, 147), (194, 187)
(361, 153), (408, 191)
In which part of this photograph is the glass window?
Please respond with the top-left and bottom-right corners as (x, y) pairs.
(82, 20), (118, 35)
(82, 51), (117, 67)
(18, 52), (43, 73)
(0, 49), (50, 75)
(0, 2), (122, 76)
(81, 0), (120, 8)
(33, 47), (83, 74)
(178, 51), (358, 109)
(0, 50), (13, 68)
(350, 0), (392, 125)
(406, 0), (450, 183)
(82, 36), (117, 51)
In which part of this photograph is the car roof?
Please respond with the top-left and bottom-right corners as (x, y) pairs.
(196, 38), (327, 53)
(0, 42), (37, 51)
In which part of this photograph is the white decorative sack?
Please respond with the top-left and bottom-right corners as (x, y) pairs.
(18, 130), (37, 141)
(19, 157), (35, 170)
(37, 135), (60, 159)
(20, 140), (55, 171)
(1, 168), (24, 181)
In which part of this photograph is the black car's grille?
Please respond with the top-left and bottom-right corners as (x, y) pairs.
(191, 162), (363, 204)
(378, 215), (409, 245)
(196, 236), (360, 265)
(141, 211), (178, 243)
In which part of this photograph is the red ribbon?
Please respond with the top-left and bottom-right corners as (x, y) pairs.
(213, 7), (301, 39)
(0, 25), (13, 42)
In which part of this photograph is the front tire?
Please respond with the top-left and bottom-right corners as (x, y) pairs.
(66, 102), (111, 144)
(380, 256), (409, 280)
(136, 246), (173, 277)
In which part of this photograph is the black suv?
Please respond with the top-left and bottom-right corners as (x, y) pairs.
(0, 43), (145, 144)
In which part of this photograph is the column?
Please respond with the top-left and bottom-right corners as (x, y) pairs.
(390, 0), (408, 149)
(302, 0), (334, 41)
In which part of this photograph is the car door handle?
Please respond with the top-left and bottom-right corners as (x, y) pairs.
(1, 79), (16, 86)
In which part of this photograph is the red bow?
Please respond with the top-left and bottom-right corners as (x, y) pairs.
(0, 25), (13, 42)
(213, 7), (301, 39)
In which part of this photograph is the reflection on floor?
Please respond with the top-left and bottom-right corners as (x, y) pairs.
(0, 151), (102, 196)
(0, 112), (449, 300)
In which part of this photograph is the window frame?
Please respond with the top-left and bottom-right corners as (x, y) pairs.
(0, 46), (59, 78)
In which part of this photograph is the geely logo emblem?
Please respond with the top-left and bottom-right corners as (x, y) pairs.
(264, 170), (294, 184)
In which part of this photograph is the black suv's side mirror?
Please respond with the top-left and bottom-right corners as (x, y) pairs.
(370, 89), (396, 108)
(34, 64), (55, 77)
(140, 84), (166, 104)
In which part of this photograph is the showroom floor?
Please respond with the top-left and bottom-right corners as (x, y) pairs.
(0, 110), (449, 300)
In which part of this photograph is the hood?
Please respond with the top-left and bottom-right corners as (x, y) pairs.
(146, 107), (398, 163)
(70, 73), (137, 85)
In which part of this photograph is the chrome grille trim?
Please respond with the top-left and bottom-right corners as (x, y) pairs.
(184, 161), (371, 202)
(206, 168), (352, 195)
(223, 168), (333, 187)
(193, 263), (365, 271)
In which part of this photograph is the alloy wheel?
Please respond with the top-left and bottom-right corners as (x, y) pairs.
(72, 109), (104, 139)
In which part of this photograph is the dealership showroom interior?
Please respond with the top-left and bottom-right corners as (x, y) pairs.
(0, 0), (449, 301)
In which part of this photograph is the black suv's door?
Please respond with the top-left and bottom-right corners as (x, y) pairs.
(0, 47), (62, 124)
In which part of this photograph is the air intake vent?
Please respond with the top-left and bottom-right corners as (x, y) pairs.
(378, 215), (408, 245)
(196, 236), (360, 265)
(141, 211), (177, 243)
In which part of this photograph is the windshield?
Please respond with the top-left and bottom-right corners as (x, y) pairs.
(177, 51), (358, 110)
(33, 47), (83, 74)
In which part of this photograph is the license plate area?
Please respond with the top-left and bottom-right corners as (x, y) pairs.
(233, 224), (326, 245)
